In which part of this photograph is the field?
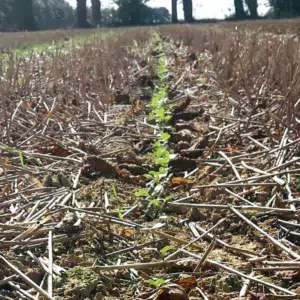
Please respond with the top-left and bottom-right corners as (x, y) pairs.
(0, 21), (300, 299)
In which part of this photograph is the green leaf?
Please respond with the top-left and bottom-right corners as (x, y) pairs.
(149, 112), (155, 120)
(155, 147), (165, 158)
(149, 167), (166, 177)
(156, 107), (165, 119)
(165, 115), (172, 121)
(159, 167), (166, 173)
(150, 199), (161, 207)
(164, 194), (175, 202)
(19, 151), (24, 167)
(160, 132), (170, 140)
(117, 206), (124, 220)
(112, 185), (118, 199)
(160, 245), (174, 256)
(154, 141), (162, 149)
(149, 170), (158, 176)
(151, 95), (159, 107)
(135, 189), (149, 197)
(146, 278), (165, 288)
(144, 174), (153, 180)
(155, 156), (170, 166)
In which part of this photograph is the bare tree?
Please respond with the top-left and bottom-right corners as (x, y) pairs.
(234, 0), (246, 19)
(15, 0), (36, 30)
(245, 0), (258, 18)
(183, 0), (193, 22)
(92, 0), (101, 25)
(77, 0), (89, 27)
(172, 0), (178, 23)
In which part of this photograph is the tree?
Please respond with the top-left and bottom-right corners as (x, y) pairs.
(245, 0), (258, 18)
(183, 0), (193, 22)
(114, 0), (148, 25)
(146, 7), (170, 24)
(101, 7), (119, 25)
(1, 0), (75, 31)
(234, 0), (246, 19)
(0, 0), (13, 30)
(14, 0), (36, 30)
(35, 0), (74, 29)
(269, 0), (300, 18)
(76, 0), (89, 27)
(91, 0), (101, 25)
(172, 0), (178, 23)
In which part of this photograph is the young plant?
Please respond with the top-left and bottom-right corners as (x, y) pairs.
(112, 185), (118, 199)
(117, 206), (124, 220)
(146, 278), (166, 288)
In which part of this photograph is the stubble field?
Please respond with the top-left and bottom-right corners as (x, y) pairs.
(0, 21), (300, 299)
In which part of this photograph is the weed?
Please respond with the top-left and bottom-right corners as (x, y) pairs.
(117, 206), (124, 220)
(134, 33), (173, 209)
(112, 185), (118, 199)
(146, 278), (166, 288)
(160, 245), (174, 256)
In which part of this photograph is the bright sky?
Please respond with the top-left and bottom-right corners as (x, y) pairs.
(66, 0), (269, 19)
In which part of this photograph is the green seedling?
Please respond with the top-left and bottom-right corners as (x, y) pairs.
(164, 194), (175, 202)
(160, 245), (174, 256)
(112, 185), (118, 199)
(146, 278), (166, 288)
(18, 151), (24, 167)
(160, 132), (171, 141)
(135, 189), (149, 197)
(150, 199), (162, 207)
(117, 206), (124, 220)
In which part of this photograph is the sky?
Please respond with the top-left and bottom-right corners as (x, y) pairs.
(66, 0), (269, 19)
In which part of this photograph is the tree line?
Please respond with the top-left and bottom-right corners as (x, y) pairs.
(1, 0), (300, 31)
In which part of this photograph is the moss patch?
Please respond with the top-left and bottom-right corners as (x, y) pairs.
(55, 266), (113, 300)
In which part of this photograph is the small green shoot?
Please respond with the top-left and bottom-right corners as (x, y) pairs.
(160, 245), (174, 256)
(150, 199), (161, 207)
(112, 185), (118, 199)
(146, 278), (165, 288)
(135, 189), (149, 197)
(160, 132), (171, 141)
(164, 194), (175, 202)
(19, 151), (24, 167)
(117, 206), (124, 220)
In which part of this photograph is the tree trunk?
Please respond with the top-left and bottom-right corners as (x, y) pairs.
(234, 0), (246, 19)
(91, 0), (101, 26)
(16, 0), (36, 30)
(183, 0), (193, 23)
(245, 0), (258, 18)
(130, 0), (141, 25)
(172, 0), (178, 23)
(76, 0), (89, 28)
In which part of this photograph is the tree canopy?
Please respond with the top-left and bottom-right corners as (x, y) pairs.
(2, 0), (300, 32)
(269, 0), (300, 17)
(0, 0), (74, 31)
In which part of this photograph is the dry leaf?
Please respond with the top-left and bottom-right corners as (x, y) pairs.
(2, 157), (11, 164)
(171, 177), (193, 185)
(134, 210), (142, 216)
(228, 145), (235, 153)
(200, 94), (208, 101)
(135, 99), (142, 111)
(155, 284), (189, 300)
(294, 286), (300, 294)
(120, 228), (134, 237)
(177, 277), (197, 292)
(28, 176), (44, 188)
